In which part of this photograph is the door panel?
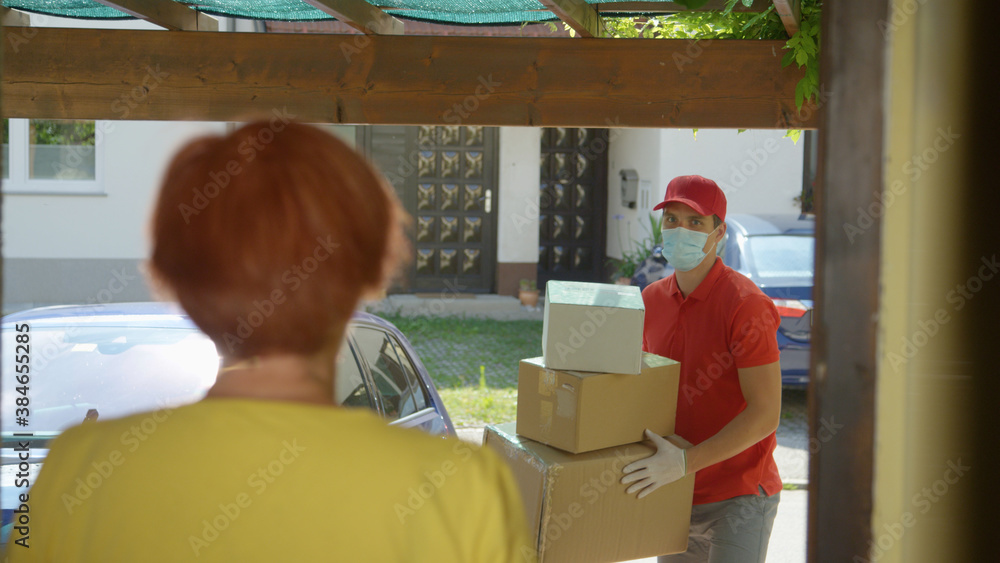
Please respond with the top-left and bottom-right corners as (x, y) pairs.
(362, 126), (498, 293)
(538, 128), (608, 287)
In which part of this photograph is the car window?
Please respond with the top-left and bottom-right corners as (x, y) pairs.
(722, 230), (741, 269)
(334, 341), (372, 409)
(746, 235), (815, 278)
(352, 327), (422, 419)
(385, 335), (430, 413)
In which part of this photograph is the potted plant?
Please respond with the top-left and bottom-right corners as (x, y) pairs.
(607, 213), (664, 285)
(518, 278), (540, 307)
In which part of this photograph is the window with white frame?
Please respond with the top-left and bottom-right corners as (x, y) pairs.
(2, 118), (104, 194)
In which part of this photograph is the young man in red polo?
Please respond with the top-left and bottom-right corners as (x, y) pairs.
(620, 175), (783, 562)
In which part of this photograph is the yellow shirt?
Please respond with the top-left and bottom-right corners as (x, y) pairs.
(8, 399), (534, 562)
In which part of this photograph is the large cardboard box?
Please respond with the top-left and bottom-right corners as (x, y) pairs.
(517, 353), (680, 454)
(542, 281), (645, 374)
(484, 423), (693, 563)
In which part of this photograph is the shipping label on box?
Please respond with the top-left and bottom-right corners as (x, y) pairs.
(517, 353), (680, 454)
(484, 423), (693, 563)
(542, 281), (645, 375)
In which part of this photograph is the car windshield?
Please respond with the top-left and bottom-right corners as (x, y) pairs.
(745, 235), (815, 279)
(1, 323), (218, 436)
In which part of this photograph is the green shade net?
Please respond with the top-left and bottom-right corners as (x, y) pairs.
(0, 0), (689, 24)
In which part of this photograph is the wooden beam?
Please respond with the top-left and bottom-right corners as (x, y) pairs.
(2, 7), (31, 27)
(808, 0), (887, 560)
(594, 0), (772, 13)
(301, 0), (404, 35)
(772, 0), (801, 36)
(537, 0), (601, 38)
(91, 0), (218, 31)
(0, 27), (815, 129)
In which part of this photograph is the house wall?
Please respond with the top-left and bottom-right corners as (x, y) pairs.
(605, 128), (666, 261)
(3, 120), (226, 312)
(605, 128), (805, 262)
(496, 127), (541, 296)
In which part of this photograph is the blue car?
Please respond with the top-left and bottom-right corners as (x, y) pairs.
(1, 302), (454, 542)
(720, 214), (815, 387)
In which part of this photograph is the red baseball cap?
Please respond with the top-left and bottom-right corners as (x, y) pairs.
(653, 175), (727, 221)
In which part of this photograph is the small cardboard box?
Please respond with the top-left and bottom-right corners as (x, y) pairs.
(517, 353), (680, 453)
(484, 422), (694, 563)
(542, 281), (645, 375)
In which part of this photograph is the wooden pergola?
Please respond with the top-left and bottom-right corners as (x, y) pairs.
(10, 0), (999, 561)
(0, 0), (817, 128)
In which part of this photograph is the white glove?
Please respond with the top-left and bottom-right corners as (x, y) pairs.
(620, 429), (688, 499)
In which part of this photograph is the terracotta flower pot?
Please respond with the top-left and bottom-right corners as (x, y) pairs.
(519, 289), (540, 307)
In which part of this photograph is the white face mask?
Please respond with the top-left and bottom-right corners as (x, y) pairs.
(662, 226), (719, 271)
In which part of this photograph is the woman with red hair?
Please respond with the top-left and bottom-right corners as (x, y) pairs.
(14, 121), (532, 562)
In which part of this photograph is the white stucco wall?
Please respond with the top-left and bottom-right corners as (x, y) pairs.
(605, 128), (805, 260)
(660, 128), (805, 215)
(3, 121), (226, 259)
(605, 129), (666, 260)
(497, 127), (541, 263)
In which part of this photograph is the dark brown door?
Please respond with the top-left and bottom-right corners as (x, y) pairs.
(361, 125), (498, 293)
(538, 128), (609, 288)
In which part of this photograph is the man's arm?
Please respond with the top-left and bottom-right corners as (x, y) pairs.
(683, 361), (782, 474)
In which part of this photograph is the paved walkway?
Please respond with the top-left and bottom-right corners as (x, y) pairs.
(365, 294), (544, 321)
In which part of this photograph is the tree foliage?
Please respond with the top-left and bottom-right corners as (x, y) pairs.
(29, 120), (96, 146)
(603, 0), (822, 113)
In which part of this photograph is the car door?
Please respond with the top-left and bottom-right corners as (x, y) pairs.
(350, 324), (444, 434)
(334, 337), (375, 409)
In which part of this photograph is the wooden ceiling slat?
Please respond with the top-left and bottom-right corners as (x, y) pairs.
(301, 0), (404, 35)
(537, 0), (601, 38)
(594, 0), (771, 14)
(2, 7), (31, 26)
(0, 27), (816, 129)
(772, 0), (801, 36)
(91, 0), (218, 31)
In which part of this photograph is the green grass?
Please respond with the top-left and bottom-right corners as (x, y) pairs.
(377, 314), (541, 426)
(436, 387), (519, 427)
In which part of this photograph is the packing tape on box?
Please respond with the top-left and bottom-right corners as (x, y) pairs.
(539, 369), (556, 397)
(555, 385), (576, 419)
(537, 462), (564, 559)
(540, 400), (553, 437)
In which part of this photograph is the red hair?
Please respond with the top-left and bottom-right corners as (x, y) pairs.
(149, 121), (407, 357)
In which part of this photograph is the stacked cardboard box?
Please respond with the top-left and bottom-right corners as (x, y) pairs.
(484, 424), (693, 563)
(484, 281), (694, 563)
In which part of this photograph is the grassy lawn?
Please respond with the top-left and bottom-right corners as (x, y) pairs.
(378, 314), (541, 427)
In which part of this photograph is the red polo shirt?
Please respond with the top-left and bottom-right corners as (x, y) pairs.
(642, 258), (783, 504)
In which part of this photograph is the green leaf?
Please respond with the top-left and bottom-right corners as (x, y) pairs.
(742, 0), (754, 6)
(795, 49), (808, 66)
(795, 80), (806, 109)
(741, 6), (775, 32)
(781, 48), (796, 68)
(784, 129), (802, 144)
(737, 129), (747, 134)
(799, 34), (817, 53)
(692, 128), (699, 139)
